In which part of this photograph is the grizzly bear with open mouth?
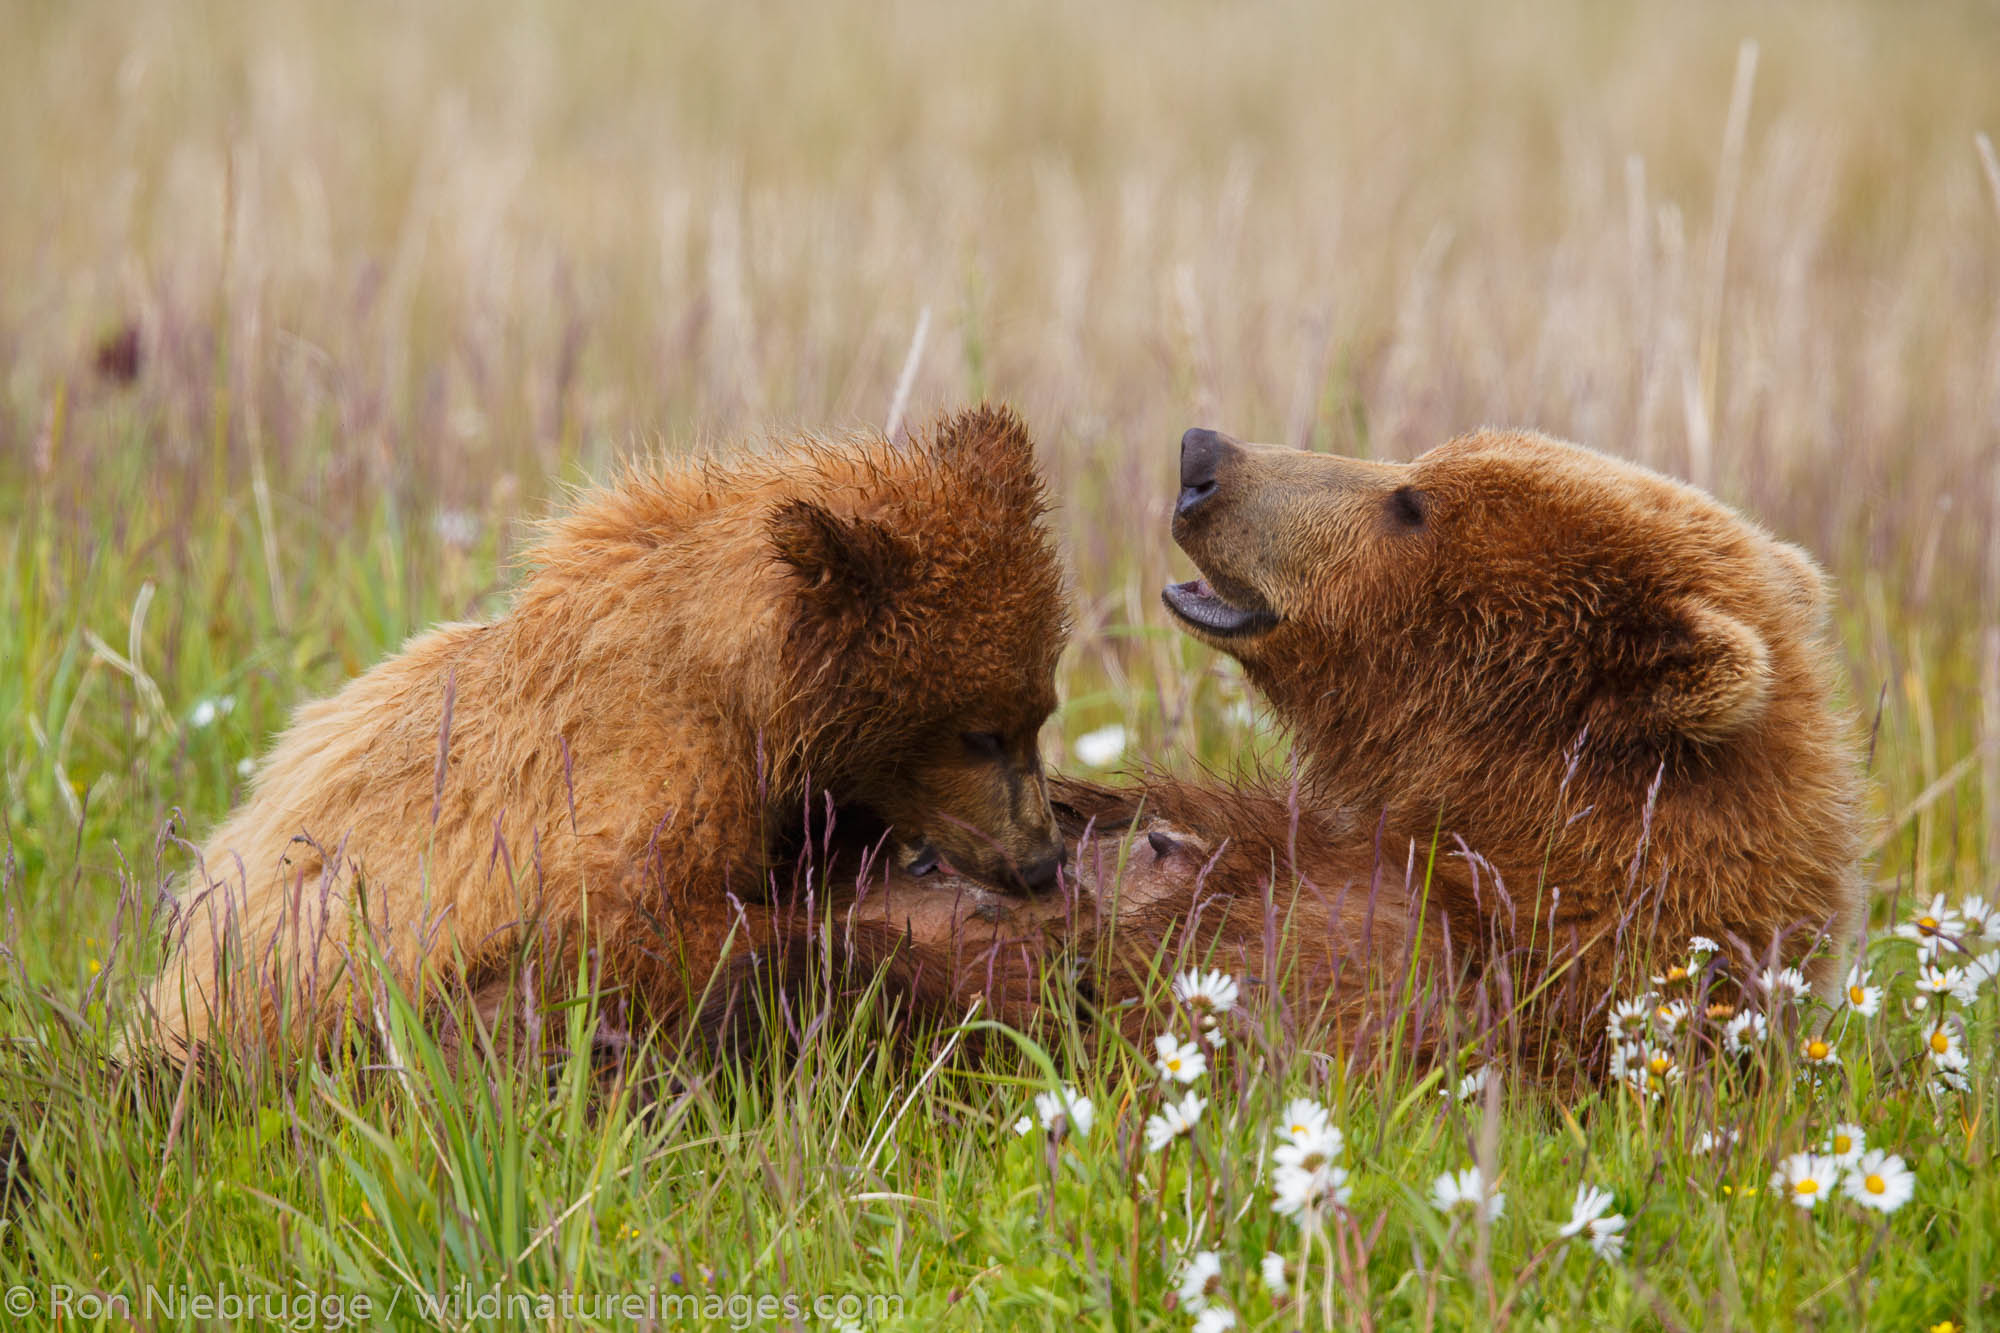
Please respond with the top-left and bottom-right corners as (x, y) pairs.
(1160, 426), (1863, 1002)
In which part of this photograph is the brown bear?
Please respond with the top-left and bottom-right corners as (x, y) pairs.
(719, 427), (1864, 1071)
(138, 405), (1071, 1061)
(1159, 426), (1865, 1003)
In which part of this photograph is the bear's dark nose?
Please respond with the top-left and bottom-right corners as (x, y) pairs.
(1018, 849), (1064, 895)
(1178, 427), (1236, 518)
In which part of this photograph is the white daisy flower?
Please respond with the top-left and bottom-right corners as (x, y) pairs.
(1723, 1010), (1769, 1055)
(1032, 1086), (1094, 1137)
(1558, 1184), (1615, 1238)
(1258, 1252), (1291, 1297)
(1694, 1127), (1740, 1155)
(1174, 968), (1240, 1021)
(1559, 1189), (1629, 1262)
(1963, 950), (2000, 995)
(1607, 997), (1653, 1042)
(1273, 1124), (1344, 1175)
(1948, 964), (1988, 1007)
(1276, 1097), (1333, 1146)
(1154, 1033), (1208, 1085)
(1176, 1250), (1224, 1312)
(1623, 1048), (1682, 1098)
(1915, 964), (1961, 1001)
(1841, 1149), (1914, 1214)
(1799, 1033), (1841, 1067)
(1688, 935), (1722, 959)
(1840, 965), (1882, 1018)
(1191, 1309), (1237, 1333)
(1958, 895), (2000, 941)
(1651, 960), (1696, 987)
(1921, 1022), (1966, 1069)
(1607, 1040), (1647, 1080)
(1144, 1090), (1207, 1152)
(1758, 966), (1809, 1004)
(1072, 723), (1128, 769)
(1430, 1165), (1505, 1221)
(1769, 1152), (1841, 1209)
(1013, 1115), (1033, 1136)
(1932, 1066), (1972, 1095)
(1895, 894), (1964, 955)
(1651, 999), (1691, 1037)
(1822, 1122), (1865, 1166)
(1584, 1213), (1627, 1260)
(1271, 1162), (1351, 1226)
(1443, 1065), (1493, 1102)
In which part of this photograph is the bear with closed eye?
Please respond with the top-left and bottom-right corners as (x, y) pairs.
(137, 405), (1071, 1062)
(1162, 426), (1866, 1004)
(700, 427), (1864, 1069)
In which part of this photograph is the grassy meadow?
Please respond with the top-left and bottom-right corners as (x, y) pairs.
(5, 0), (2000, 1326)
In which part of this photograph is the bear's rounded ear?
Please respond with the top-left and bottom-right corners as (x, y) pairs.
(1634, 598), (1774, 743)
(919, 404), (1044, 506)
(768, 500), (913, 618)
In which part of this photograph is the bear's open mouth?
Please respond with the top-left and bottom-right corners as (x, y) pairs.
(1162, 577), (1279, 637)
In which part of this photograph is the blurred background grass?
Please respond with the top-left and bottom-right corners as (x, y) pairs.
(4, 0), (2000, 994)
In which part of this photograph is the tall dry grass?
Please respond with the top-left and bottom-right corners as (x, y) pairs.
(4, 0), (2000, 947)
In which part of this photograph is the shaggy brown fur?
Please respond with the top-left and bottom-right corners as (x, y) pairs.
(139, 405), (1071, 1060)
(1161, 426), (1866, 1003)
(472, 427), (1857, 1074)
(778, 429), (1861, 1068)
(666, 775), (1460, 1064)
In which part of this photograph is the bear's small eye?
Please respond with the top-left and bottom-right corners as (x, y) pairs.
(961, 731), (1005, 759)
(1387, 486), (1428, 529)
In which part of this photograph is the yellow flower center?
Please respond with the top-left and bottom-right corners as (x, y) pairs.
(1795, 1178), (1819, 1196)
(1848, 986), (1866, 1004)
(1806, 1040), (1830, 1060)
(1665, 965), (1687, 982)
(1832, 1135), (1851, 1154)
(1648, 1054), (1672, 1076)
(1864, 1174), (1886, 1195)
(1167, 1058), (1182, 1071)
(1930, 1029), (1951, 1055)
(1918, 915), (1939, 932)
